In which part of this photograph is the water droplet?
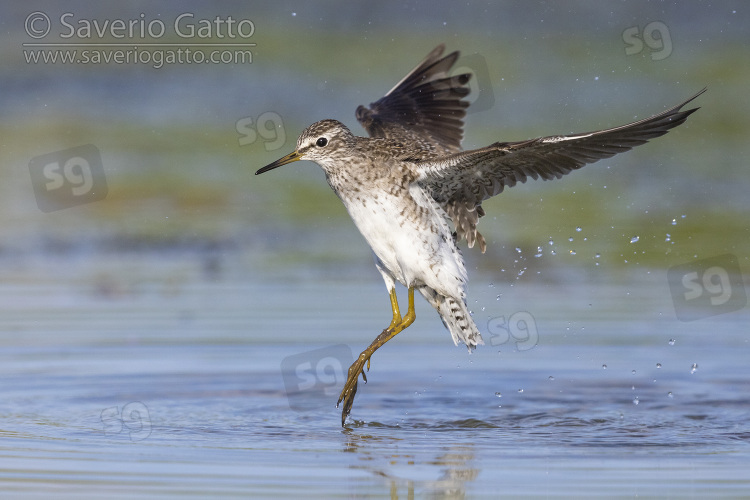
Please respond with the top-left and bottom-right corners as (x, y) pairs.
(496, 294), (501, 301)
(690, 363), (698, 374)
(656, 363), (662, 369)
(602, 364), (607, 370)
(576, 226), (582, 232)
(671, 218), (677, 225)
(665, 233), (671, 242)
(548, 239), (554, 246)
(568, 236), (574, 242)
(632, 370), (636, 375)
(488, 282), (495, 288)
(534, 246), (543, 258)
(595, 253), (601, 258)
(667, 392), (674, 398)
(570, 250), (577, 255)
(517, 388), (524, 393)
(515, 247), (522, 253)
(550, 250), (557, 256)
(632, 397), (640, 405)
(548, 376), (555, 381)
(494, 392), (502, 398)
(668, 339), (676, 346)
(630, 236), (640, 243)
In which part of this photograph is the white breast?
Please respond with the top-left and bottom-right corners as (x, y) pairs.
(341, 185), (467, 299)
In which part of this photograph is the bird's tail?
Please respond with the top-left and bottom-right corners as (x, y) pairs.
(418, 286), (484, 351)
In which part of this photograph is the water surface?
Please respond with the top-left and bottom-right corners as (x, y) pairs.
(1, 257), (748, 498)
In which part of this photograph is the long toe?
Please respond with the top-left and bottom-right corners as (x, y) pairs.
(340, 380), (358, 426)
(337, 355), (371, 425)
(337, 361), (361, 407)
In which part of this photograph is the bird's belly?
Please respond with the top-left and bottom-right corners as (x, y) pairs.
(342, 193), (464, 294)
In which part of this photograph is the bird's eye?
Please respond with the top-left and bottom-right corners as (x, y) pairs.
(316, 137), (328, 147)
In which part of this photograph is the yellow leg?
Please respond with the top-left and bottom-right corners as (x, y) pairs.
(386, 288), (402, 331)
(371, 288), (401, 371)
(337, 287), (416, 426)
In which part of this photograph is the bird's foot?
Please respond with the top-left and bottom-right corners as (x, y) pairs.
(336, 345), (377, 426)
(336, 287), (416, 426)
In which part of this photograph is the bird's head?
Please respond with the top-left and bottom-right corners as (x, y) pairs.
(255, 119), (356, 175)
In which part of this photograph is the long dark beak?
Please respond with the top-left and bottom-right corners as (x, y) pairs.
(255, 150), (302, 175)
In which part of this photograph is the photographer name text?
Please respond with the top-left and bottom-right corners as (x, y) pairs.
(26, 12), (255, 42)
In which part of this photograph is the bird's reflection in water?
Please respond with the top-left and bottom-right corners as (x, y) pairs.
(343, 430), (478, 499)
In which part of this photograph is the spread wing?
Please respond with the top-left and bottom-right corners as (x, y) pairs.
(355, 44), (471, 154)
(415, 87), (706, 252)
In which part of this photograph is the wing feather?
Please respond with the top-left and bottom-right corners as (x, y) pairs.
(356, 44), (471, 154)
(415, 88), (706, 252)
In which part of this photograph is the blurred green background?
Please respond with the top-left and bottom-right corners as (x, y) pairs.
(1, 1), (747, 287)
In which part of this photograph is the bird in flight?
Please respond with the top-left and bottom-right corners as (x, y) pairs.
(256, 44), (704, 426)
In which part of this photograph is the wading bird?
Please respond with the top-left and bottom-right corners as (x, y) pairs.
(256, 44), (704, 425)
